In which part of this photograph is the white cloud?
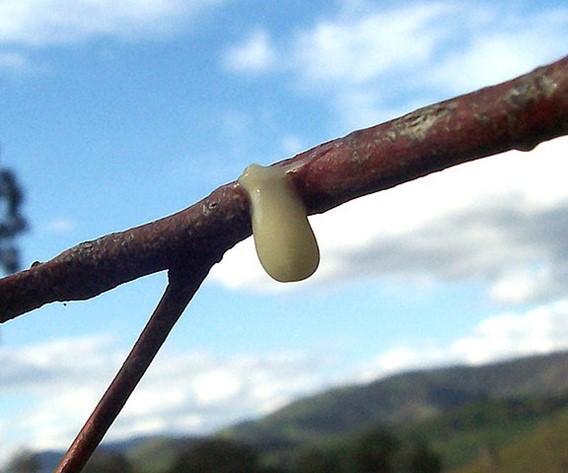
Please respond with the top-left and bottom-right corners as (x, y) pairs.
(0, 51), (30, 73)
(222, 28), (276, 74)
(488, 266), (554, 305)
(211, 136), (568, 306)
(39, 218), (78, 235)
(0, 0), (231, 74)
(0, 335), (117, 391)
(451, 301), (568, 364)
(359, 298), (568, 381)
(4, 298), (568, 462)
(280, 135), (305, 156)
(0, 336), (120, 462)
(284, 3), (455, 128)
(0, 337), (329, 462)
(0, 0), (227, 47)
(224, 2), (568, 129)
(426, 8), (568, 96)
(292, 3), (448, 87)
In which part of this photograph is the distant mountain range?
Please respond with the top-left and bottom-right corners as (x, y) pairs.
(26, 350), (568, 472)
(223, 350), (568, 445)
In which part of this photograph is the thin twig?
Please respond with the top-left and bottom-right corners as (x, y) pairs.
(1, 55), (567, 322)
(53, 263), (212, 473)
(0, 53), (564, 473)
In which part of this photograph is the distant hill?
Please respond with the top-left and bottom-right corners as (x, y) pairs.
(31, 436), (199, 473)
(402, 394), (568, 470)
(452, 406), (568, 473)
(25, 351), (568, 472)
(125, 436), (200, 473)
(223, 351), (568, 446)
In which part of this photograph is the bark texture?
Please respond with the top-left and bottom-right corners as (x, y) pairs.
(1, 55), (568, 322)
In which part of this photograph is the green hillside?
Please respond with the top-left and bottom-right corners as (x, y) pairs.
(452, 406), (568, 473)
(125, 436), (198, 473)
(223, 351), (568, 446)
(30, 351), (568, 472)
(404, 396), (568, 470)
(213, 351), (568, 470)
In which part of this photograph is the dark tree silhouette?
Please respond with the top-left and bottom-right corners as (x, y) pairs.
(351, 429), (442, 473)
(295, 448), (344, 473)
(353, 428), (400, 473)
(0, 150), (28, 274)
(169, 438), (264, 473)
(405, 440), (443, 473)
(0, 56), (566, 473)
(82, 451), (133, 473)
(4, 449), (41, 473)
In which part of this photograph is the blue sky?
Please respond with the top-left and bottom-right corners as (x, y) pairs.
(1, 0), (568, 462)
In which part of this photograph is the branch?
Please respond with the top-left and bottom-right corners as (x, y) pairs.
(53, 264), (211, 473)
(1, 55), (568, 322)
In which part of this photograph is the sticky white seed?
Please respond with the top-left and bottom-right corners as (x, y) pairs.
(238, 163), (320, 283)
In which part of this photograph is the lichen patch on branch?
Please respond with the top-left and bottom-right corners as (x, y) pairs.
(395, 102), (458, 142)
(1, 55), (567, 322)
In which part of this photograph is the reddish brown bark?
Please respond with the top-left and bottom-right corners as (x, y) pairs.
(54, 266), (209, 473)
(3, 55), (568, 473)
(1, 55), (568, 322)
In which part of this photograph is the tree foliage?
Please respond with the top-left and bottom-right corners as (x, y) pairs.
(353, 428), (401, 473)
(83, 451), (134, 473)
(405, 440), (443, 473)
(169, 438), (271, 473)
(295, 448), (343, 473)
(5, 449), (41, 473)
(350, 428), (442, 473)
(82, 451), (133, 473)
(1, 56), (566, 473)
(0, 155), (27, 274)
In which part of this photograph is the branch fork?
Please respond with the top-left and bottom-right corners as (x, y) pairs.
(0, 55), (566, 473)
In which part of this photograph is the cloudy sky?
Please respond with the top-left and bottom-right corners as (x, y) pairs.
(1, 0), (568, 463)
